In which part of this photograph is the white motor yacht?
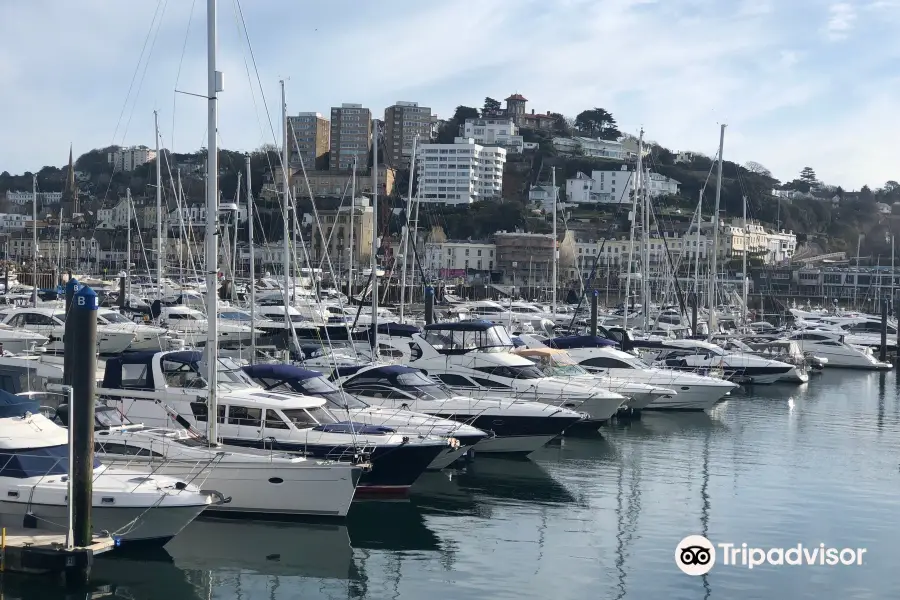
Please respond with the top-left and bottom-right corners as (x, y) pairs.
(250, 363), (583, 455)
(633, 338), (795, 384)
(786, 331), (892, 369)
(158, 305), (259, 348)
(1, 307), (134, 354)
(0, 393), (215, 546)
(98, 308), (181, 351)
(0, 322), (49, 354)
(406, 321), (628, 423)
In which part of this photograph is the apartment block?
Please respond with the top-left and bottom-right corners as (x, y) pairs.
(287, 112), (330, 169)
(329, 104), (372, 172)
(107, 146), (157, 172)
(384, 101), (434, 166)
(416, 138), (506, 206)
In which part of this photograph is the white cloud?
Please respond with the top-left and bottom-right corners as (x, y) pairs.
(824, 2), (857, 40)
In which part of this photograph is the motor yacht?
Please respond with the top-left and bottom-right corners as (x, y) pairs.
(406, 321), (628, 423)
(158, 305), (259, 348)
(97, 351), (453, 496)
(255, 363), (583, 455)
(786, 331), (892, 369)
(98, 308), (181, 351)
(1, 307), (134, 354)
(0, 392), (215, 546)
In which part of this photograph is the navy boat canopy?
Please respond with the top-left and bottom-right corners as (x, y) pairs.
(0, 390), (40, 418)
(103, 350), (201, 390)
(312, 421), (395, 435)
(548, 335), (617, 350)
(423, 320), (495, 332)
(351, 323), (421, 339)
(242, 363), (323, 382)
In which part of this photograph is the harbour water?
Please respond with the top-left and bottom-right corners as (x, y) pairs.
(12, 368), (900, 599)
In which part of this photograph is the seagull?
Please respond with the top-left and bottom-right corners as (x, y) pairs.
(788, 397), (795, 410)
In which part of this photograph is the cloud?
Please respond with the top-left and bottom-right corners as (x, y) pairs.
(824, 2), (857, 40)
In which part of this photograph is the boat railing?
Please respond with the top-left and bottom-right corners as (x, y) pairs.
(103, 449), (225, 491)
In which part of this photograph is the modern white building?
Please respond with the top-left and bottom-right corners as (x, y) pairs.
(590, 167), (635, 204)
(462, 118), (524, 153)
(416, 138), (506, 205)
(107, 146), (157, 172)
(553, 137), (628, 160)
(425, 240), (496, 277)
(566, 172), (595, 204)
(6, 191), (62, 206)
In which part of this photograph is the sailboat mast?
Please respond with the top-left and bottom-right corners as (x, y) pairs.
(623, 163), (639, 331)
(399, 135), (417, 323)
(708, 123), (726, 338)
(348, 158), (356, 299)
(552, 166), (557, 316)
(741, 195), (748, 327)
(370, 122), (379, 352)
(31, 174), (37, 306)
(155, 110), (163, 301)
(638, 130), (648, 330)
(204, 0), (220, 445)
(246, 154), (255, 363)
(126, 188), (132, 302)
(280, 81), (293, 336)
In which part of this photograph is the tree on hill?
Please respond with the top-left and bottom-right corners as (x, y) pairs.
(549, 113), (573, 136)
(799, 166), (817, 184)
(745, 161), (771, 177)
(574, 108), (621, 140)
(437, 106), (479, 143)
(482, 97), (501, 115)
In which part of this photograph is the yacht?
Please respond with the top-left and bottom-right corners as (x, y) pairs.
(40, 398), (361, 519)
(97, 351), (454, 496)
(0, 392), (215, 545)
(510, 344), (675, 410)
(158, 305), (259, 348)
(786, 331), (892, 369)
(0, 322), (48, 354)
(536, 335), (737, 410)
(254, 363), (583, 455)
(406, 321), (628, 423)
(98, 308), (181, 351)
(1, 307), (134, 354)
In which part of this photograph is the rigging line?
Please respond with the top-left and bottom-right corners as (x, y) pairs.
(121, 0), (171, 145)
(109, 0), (164, 146)
(171, 0), (198, 153)
(234, 0), (282, 151)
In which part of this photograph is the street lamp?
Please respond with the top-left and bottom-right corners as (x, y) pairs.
(512, 261), (518, 299)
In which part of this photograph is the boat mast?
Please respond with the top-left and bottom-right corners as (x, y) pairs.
(638, 130), (648, 331)
(741, 195), (748, 328)
(155, 110), (163, 301)
(623, 158), (639, 331)
(348, 158), (356, 299)
(370, 122), (379, 353)
(708, 123), (726, 339)
(204, 0), (221, 445)
(280, 80), (293, 337)
(552, 166), (557, 316)
(246, 153), (255, 363)
(31, 174), (37, 306)
(693, 190), (702, 304)
(399, 135), (417, 323)
(125, 188), (132, 302)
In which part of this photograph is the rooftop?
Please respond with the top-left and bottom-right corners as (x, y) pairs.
(506, 94), (528, 102)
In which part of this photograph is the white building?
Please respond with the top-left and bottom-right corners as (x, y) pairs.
(425, 240), (496, 277)
(0, 214), (29, 231)
(462, 118), (524, 153)
(674, 151), (695, 164)
(590, 167), (680, 204)
(107, 146), (157, 172)
(553, 137), (628, 160)
(643, 171), (680, 197)
(528, 185), (560, 212)
(566, 172), (595, 204)
(6, 191), (62, 205)
(416, 138), (506, 205)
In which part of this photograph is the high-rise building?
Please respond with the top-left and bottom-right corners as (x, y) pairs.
(416, 138), (506, 206)
(329, 104), (372, 172)
(384, 101), (434, 166)
(287, 112), (330, 169)
(107, 146), (157, 172)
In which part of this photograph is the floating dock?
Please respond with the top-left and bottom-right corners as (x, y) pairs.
(0, 527), (115, 586)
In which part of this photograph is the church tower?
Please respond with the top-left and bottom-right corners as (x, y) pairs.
(62, 144), (79, 217)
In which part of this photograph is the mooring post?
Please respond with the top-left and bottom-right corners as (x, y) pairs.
(881, 298), (888, 362)
(424, 286), (434, 325)
(118, 276), (126, 310)
(70, 285), (98, 548)
(691, 293), (699, 337)
(63, 278), (79, 386)
(590, 290), (599, 337)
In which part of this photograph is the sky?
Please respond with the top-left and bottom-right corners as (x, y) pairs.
(0, 0), (897, 190)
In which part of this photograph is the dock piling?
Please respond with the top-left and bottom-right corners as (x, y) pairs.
(590, 290), (598, 337)
(424, 286), (434, 325)
(881, 298), (888, 362)
(63, 278), (79, 386)
(70, 285), (98, 548)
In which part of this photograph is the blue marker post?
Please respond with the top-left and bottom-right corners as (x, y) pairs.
(70, 285), (97, 548)
(63, 278), (79, 386)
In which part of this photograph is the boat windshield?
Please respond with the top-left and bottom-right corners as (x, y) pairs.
(282, 406), (338, 428)
(526, 358), (589, 377)
(53, 312), (66, 323)
(101, 312), (132, 324)
(0, 445), (101, 478)
(220, 311), (251, 322)
(95, 406), (135, 428)
(394, 372), (453, 400)
(423, 325), (513, 354)
(295, 377), (369, 410)
(216, 358), (258, 390)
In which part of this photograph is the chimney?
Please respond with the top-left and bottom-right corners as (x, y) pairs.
(531, 109), (535, 115)
(546, 111), (551, 116)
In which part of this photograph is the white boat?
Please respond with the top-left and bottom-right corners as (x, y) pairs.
(633, 338), (795, 384)
(98, 308), (180, 351)
(0, 393), (215, 546)
(243, 363), (487, 469)
(158, 305), (258, 348)
(407, 321), (628, 423)
(272, 363), (584, 455)
(0, 322), (48, 354)
(538, 336), (737, 411)
(1, 307), (134, 354)
(786, 330), (892, 370)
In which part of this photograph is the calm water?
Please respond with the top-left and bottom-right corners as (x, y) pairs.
(13, 369), (900, 599)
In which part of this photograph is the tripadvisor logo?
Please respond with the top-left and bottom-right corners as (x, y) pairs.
(675, 536), (867, 574)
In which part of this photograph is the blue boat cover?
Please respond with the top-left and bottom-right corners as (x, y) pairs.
(242, 363), (322, 381)
(0, 391), (40, 418)
(548, 335), (617, 350)
(312, 421), (395, 435)
(423, 320), (494, 332)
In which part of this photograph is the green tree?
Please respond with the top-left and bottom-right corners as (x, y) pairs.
(574, 108), (622, 140)
(549, 112), (571, 136)
(744, 161), (771, 177)
(799, 166), (817, 184)
(437, 106), (479, 143)
(482, 97), (501, 115)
